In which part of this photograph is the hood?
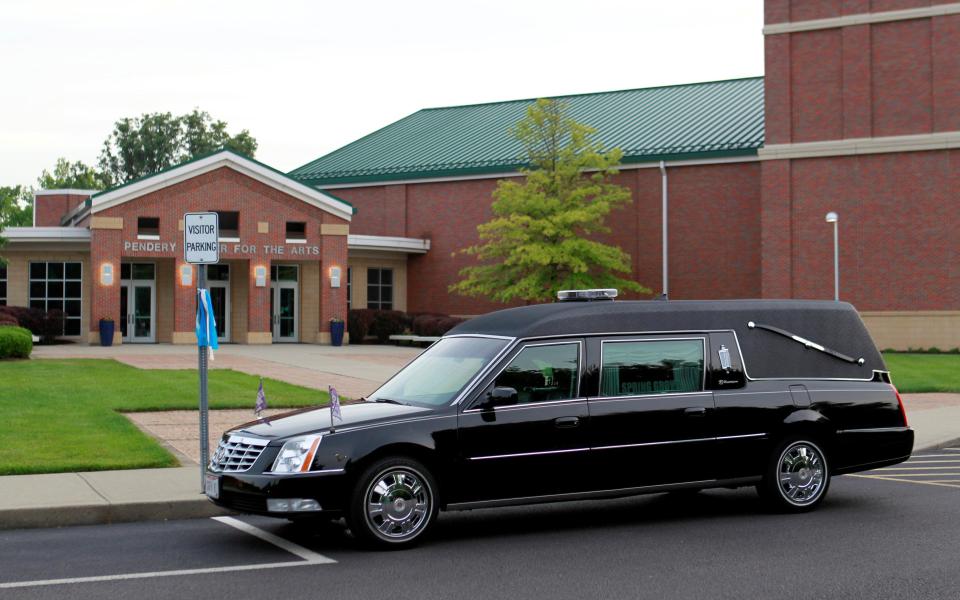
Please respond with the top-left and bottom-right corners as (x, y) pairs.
(228, 401), (434, 441)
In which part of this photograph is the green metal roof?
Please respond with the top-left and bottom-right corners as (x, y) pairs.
(290, 77), (764, 186)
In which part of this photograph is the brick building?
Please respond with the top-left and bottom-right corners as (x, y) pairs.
(2, 0), (958, 348)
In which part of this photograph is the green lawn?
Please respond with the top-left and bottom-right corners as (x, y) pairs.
(883, 353), (960, 393)
(0, 359), (328, 475)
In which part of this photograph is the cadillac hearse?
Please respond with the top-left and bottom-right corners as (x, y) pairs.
(206, 291), (914, 548)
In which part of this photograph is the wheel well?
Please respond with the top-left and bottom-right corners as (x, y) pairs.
(347, 443), (446, 502)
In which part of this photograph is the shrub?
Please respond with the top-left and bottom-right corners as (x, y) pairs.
(0, 306), (64, 343)
(412, 314), (466, 337)
(0, 314), (18, 327)
(0, 326), (32, 359)
(347, 309), (378, 344)
(369, 310), (406, 343)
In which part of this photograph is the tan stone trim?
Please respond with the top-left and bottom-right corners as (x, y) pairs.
(860, 311), (960, 351)
(86, 331), (122, 345)
(257, 221), (269, 234)
(316, 331), (352, 345)
(758, 131), (960, 161)
(171, 331), (195, 344)
(89, 216), (124, 230)
(321, 224), (349, 236)
(178, 219), (184, 231)
(764, 3), (960, 35)
(247, 331), (272, 344)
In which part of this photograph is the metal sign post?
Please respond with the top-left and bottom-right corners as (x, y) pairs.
(184, 212), (219, 492)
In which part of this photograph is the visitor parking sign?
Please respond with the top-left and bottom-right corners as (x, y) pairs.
(183, 212), (220, 264)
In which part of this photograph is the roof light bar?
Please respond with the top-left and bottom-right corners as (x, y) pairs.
(556, 289), (618, 302)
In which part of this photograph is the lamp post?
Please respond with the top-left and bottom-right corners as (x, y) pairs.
(825, 211), (839, 301)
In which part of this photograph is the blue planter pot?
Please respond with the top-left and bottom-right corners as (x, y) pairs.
(99, 319), (115, 347)
(330, 321), (345, 347)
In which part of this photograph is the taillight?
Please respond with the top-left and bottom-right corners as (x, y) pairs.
(892, 385), (908, 427)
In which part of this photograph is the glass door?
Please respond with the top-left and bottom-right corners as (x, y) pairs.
(206, 264), (231, 342)
(120, 263), (156, 343)
(271, 265), (299, 343)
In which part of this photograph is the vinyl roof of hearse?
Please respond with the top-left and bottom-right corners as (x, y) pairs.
(448, 299), (886, 380)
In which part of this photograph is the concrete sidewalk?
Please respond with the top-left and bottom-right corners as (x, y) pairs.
(1, 394), (957, 530)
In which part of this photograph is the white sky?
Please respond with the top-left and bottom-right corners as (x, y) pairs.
(0, 0), (763, 187)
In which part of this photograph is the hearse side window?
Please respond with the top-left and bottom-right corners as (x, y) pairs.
(494, 343), (579, 404)
(601, 339), (704, 397)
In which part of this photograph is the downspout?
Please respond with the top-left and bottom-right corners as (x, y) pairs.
(659, 160), (668, 300)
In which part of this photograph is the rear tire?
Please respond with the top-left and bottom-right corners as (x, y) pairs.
(346, 457), (438, 549)
(758, 437), (830, 513)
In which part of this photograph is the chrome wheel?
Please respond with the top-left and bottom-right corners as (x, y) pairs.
(364, 467), (432, 542)
(777, 441), (827, 506)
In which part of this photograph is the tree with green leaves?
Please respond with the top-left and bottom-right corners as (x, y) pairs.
(37, 158), (107, 190)
(98, 109), (258, 185)
(0, 186), (33, 228)
(451, 98), (648, 303)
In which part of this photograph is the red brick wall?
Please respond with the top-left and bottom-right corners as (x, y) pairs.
(332, 161), (762, 315)
(34, 193), (90, 226)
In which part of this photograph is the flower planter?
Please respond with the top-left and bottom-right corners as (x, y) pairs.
(330, 320), (345, 347)
(98, 319), (115, 347)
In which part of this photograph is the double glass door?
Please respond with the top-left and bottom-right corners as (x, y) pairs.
(270, 265), (299, 342)
(120, 263), (155, 343)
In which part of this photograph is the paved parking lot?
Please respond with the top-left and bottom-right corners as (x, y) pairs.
(2, 458), (959, 600)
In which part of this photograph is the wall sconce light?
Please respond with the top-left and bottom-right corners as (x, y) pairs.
(100, 263), (114, 286)
(254, 265), (267, 288)
(329, 266), (342, 288)
(179, 264), (193, 287)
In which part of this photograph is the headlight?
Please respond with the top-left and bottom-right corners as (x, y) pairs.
(271, 434), (323, 473)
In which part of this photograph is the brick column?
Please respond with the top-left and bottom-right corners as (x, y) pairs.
(248, 260), (272, 344)
(172, 260), (196, 344)
(319, 225), (349, 344)
(89, 223), (122, 345)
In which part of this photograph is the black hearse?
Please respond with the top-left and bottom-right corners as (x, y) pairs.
(207, 292), (913, 548)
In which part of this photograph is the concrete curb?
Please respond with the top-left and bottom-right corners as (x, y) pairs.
(920, 437), (960, 452)
(0, 499), (228, 531)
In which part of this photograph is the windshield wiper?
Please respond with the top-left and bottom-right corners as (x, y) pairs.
(372, 398), (406, 405)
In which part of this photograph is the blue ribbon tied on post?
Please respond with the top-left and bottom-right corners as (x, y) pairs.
(195, 288), (219, 356)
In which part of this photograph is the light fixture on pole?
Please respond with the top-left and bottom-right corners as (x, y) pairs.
(825, 211), (839, 301)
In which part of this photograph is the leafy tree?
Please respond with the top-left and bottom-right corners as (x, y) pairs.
(0, 186), (33, 228)
(451, 99), (648, 303)
(37, 158), (107, 190)
(99, 109), (258, 185)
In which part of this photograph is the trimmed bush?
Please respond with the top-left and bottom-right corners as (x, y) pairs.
(369, 310), (406, 343)
(0, 326), (32, 359)
(412, 314), (466, 337)
(347, 309), (378, 344)
(0, 306), (64, 343)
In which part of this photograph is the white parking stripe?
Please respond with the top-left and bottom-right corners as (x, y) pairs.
(212, 516), (335, 563)
(866, 473), (960, 477)
(0, 561), (326, 589)
(877, 466), (960, 471)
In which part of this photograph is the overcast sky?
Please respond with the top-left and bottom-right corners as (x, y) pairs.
(0, 0), (763, 187)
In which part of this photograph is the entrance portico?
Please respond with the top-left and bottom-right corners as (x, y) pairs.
(83, 150), (354, 345)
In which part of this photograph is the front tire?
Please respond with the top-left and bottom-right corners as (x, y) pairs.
(758, 437), (830, 512)
(346, 457), (438, 549)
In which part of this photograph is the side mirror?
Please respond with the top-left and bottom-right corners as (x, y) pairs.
(482, 386), (518, 409)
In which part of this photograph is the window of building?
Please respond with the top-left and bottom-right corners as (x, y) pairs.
(494, 343), (580, 404)
(214, 211), (240, 240)
(346, 267), (351, 310)
(367, 267), (393, 310)
(285, 221), (306, 243)
(0, 263), (7, 306)
(600, 339), (704, 397)
(28, 261), (83, 336)
(137, 217), (160, 239)
(120, 263), (155, 281)
(270, 265), (299, 281)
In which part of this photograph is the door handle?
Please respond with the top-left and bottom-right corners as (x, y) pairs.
(684, 407), (707, 417)
(554, 416), (580, 429)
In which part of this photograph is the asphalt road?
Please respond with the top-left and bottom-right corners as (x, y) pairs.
(1, 450), (959, 600)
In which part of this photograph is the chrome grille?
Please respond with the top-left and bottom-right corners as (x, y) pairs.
(209, 435), (269, 473)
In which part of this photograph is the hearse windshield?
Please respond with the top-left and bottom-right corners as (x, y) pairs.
(368, 336), (509, 407)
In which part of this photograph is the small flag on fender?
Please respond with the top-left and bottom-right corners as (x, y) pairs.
(255, 378), (267, 417)
(329, 386), (342, 427)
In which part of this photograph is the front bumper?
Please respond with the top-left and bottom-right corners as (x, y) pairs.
(207, 469), (350, 517)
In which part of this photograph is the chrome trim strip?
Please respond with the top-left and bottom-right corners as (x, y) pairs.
(716, 433), (767, 441)
(262, 468), (346, 477)
(836, 427), (911, 434)
(445, 477), (762, 511)
(227, 435), (269, 447)
(591, 436), (714, 451)
(333, 413), (457, 434)
(469, 447), (591, 461)
(461, 398), (586, 414)
(590, 391), (714, 403)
